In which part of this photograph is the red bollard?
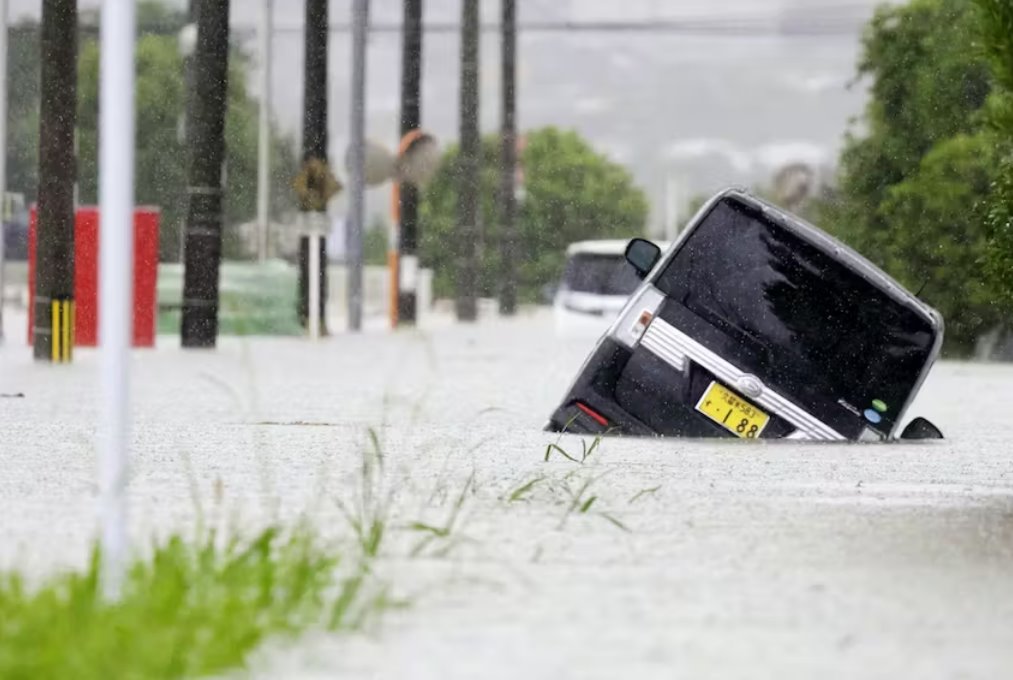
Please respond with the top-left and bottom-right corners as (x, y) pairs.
(28, 205), (160, 348)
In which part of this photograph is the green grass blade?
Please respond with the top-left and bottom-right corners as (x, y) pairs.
(599, 512), (632, 533)
(628, 486), (662, 504)
(545, 443), (579, 463)
(507, 476), (544, 502)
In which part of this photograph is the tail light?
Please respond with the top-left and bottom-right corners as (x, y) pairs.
(576, 402), (609, 427)
(630, 310), (653, 340)
(609, 285), (666, 348)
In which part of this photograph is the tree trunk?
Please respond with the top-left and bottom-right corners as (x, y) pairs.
(397, 0), (422, 325)
(456, 0), (479, 322)
(34, 0), (77, 361)
(180, 0), (230, 348)
(297, 0), (328, 333)
(499, 0), (518, 315)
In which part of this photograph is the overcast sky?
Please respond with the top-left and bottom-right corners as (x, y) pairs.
(9, 0), (900, 231)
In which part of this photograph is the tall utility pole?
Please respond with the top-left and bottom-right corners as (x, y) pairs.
(180, 0), (230, 348)
(347, 0), (368, 332)
(498, 0), (517, 316)
(298, 0), (329, 336)
(0, 0), (8, 343)
(34, 0), (77, 362)
(396, 0), (422, 326)
(456, 0), (479, 322)
(256, 0), (272, 262)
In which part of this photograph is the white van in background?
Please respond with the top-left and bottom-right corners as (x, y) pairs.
(554, 239), (667, 336)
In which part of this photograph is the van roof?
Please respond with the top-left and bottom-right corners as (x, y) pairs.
(566, 239), (670, 256)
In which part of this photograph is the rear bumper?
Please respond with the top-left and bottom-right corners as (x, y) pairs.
(545, 335), (784, 439)
(545, 337), (657, 436)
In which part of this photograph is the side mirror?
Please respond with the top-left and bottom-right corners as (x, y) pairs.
(625, 238), (661, 279)
(899, 417), (943, 440)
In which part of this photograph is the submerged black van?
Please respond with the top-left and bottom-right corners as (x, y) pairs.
(546, 189), (944, 442)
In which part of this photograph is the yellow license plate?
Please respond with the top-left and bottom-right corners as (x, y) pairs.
(695, 381), (770, 439)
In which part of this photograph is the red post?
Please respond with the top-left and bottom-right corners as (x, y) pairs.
(28, 206), (160, 347)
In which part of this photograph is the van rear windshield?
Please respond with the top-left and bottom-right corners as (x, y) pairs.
(562, 253), (642, 296)
(653, 198), (935, 427)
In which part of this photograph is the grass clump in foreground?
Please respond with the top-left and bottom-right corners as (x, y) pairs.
(0, 525), (388, 679)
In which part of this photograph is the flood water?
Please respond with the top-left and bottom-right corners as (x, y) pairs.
(1, 310), (1010, 678)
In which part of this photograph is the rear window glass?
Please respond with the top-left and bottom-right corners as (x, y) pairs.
(562, 253), (641, 296)
(653, 198), (935, 427)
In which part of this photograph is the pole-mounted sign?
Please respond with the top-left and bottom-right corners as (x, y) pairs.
(345, 131), (439, 328)
(293, 158), (339, 340)
(293, 158), (342, 213)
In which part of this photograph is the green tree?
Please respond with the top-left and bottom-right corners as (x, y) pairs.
(879, 134), (999, 352)
(364, 216), (389, 266)
(973, 0), (1013, 307)
(419, 127), (649, 302)
(6, 0), (300, 261)
(6, 21), (44, 203)
(820, 0), (1000, 352)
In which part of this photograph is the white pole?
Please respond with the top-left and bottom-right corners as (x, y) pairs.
(0, 0), (8, 344)
(307, 230), (320, 340)
(347, 0), (369, 332)
(256, 0), (272, 262)
(98, 0), (136, 600)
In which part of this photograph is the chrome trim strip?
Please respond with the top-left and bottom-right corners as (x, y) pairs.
(640, 320), (688, 372)
(641, 318), (847, 441)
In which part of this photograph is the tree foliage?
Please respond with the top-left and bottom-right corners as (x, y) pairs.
(7, 1), (300, 261)
(820, 0), (1002, 353)
(419, 127), (649, 303)
(973, 0), (1013, 308)
(879, 134), (998, 347)
(6, 20), (43, 205)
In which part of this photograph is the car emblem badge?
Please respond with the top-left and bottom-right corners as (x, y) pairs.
(736, 375), (763, 399)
